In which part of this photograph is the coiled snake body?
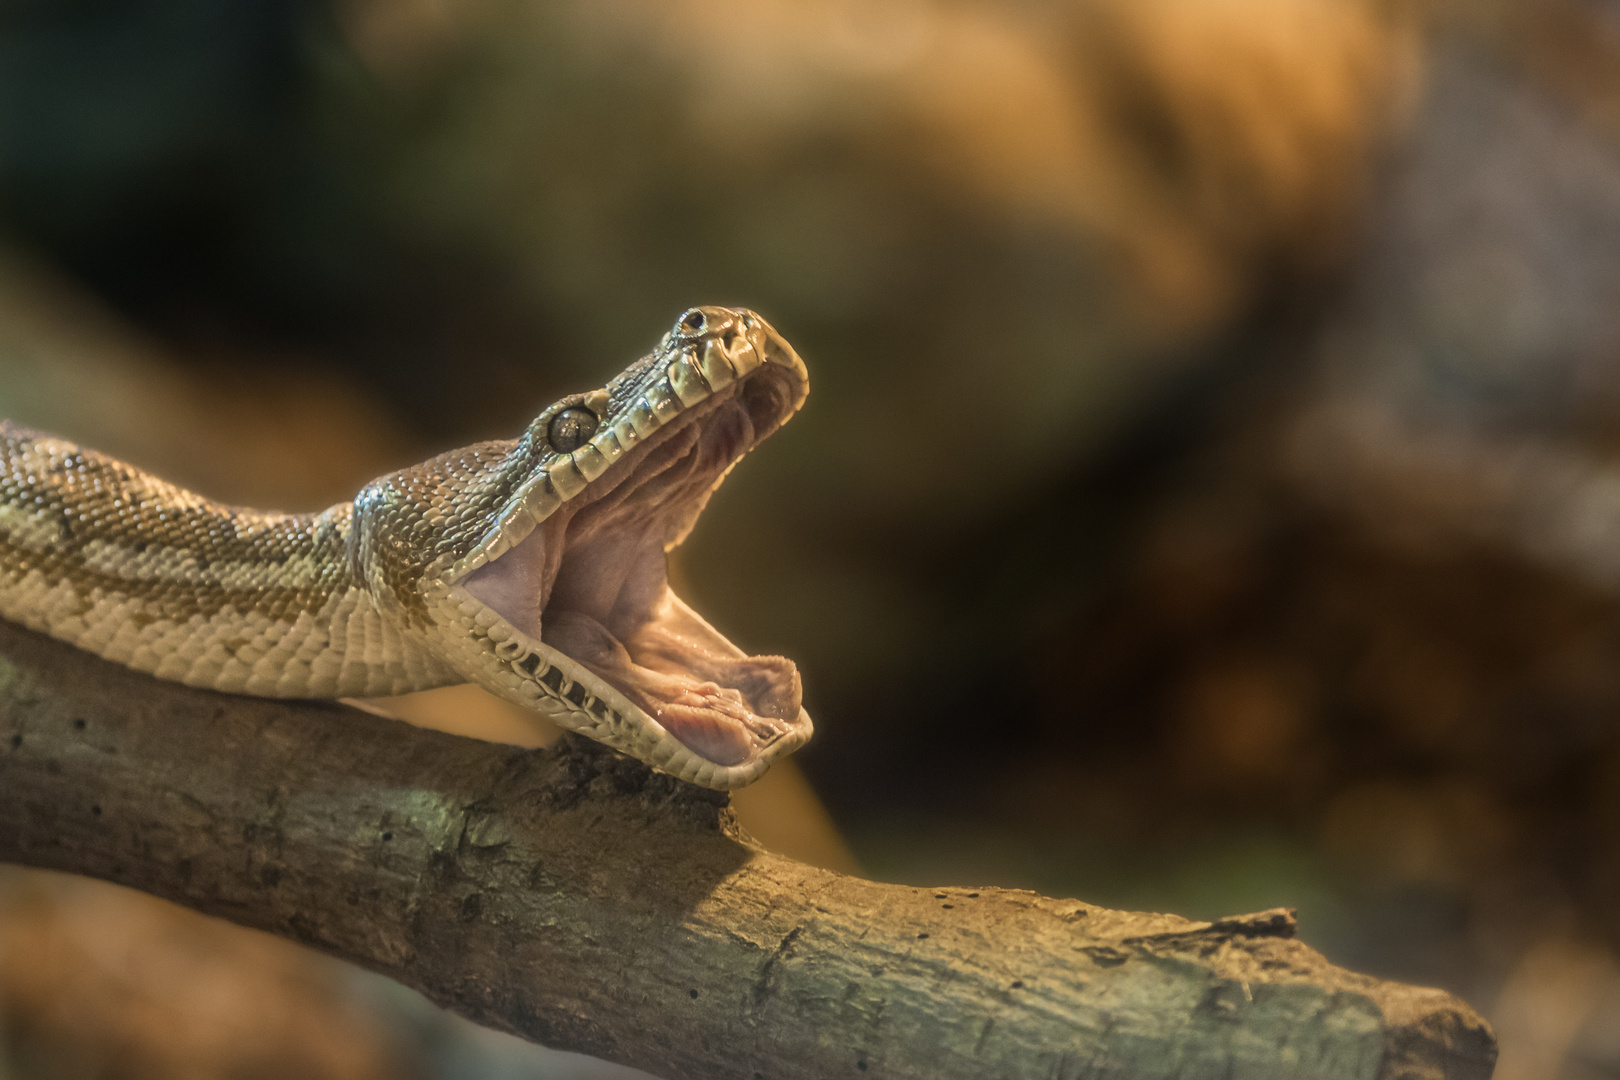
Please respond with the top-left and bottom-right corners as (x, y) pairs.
(0, 307), (811, 789)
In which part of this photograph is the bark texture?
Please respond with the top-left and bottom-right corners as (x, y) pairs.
(0, 621), (1495, 1080)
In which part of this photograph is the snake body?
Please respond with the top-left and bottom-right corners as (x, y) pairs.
(0, 307), (811, 789)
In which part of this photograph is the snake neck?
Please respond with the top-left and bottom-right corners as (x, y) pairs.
(0, 421), (456, 697)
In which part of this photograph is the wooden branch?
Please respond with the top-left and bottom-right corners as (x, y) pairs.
(0, 621), (1495, 1080)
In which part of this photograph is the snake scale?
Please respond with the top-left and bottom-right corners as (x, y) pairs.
(0, 307), (812, 789)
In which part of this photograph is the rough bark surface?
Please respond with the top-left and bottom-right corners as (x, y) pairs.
(0, 621), (1495, 1080)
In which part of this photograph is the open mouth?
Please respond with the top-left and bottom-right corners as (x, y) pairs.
(444, 310), (811, 782)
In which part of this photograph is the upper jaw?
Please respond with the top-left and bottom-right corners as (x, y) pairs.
(445, 307), (807, 587)
(436, 307), (812, 789)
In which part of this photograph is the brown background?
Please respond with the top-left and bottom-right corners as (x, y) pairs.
(0, 1), (1617, 1077)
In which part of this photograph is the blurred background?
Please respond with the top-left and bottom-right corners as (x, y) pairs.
(1, 0), (1618, 1076)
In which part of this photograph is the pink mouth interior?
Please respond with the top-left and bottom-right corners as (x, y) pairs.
(460, 373), (804, 766)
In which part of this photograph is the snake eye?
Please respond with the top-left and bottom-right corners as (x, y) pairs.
(547, 407), (598, 453)
(680, 309), (706, 334)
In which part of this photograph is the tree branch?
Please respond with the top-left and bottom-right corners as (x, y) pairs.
(0, 621), (1494, 1080)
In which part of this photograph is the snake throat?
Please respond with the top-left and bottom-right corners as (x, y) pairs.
(459, 374), (802, 766)
(446, 309), (812, 783)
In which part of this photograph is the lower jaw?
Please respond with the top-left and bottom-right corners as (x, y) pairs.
(484, 616), (790, 765)
(443, 581), (812, 790)
(638, 701), (757, 766)
(535, 587), (804, 765)
(540, 625), (794, 768)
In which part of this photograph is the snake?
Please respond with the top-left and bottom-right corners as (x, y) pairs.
(0, 306), (812, 789)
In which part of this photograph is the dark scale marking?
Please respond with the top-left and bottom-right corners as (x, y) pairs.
(564, 681), (588, 707)
(587, 696), (611, 720)
(518, 652), (542, 675)
(0, 423), (411, 697)
(540, 667), (564, 693)
(0, 423), (353, 626)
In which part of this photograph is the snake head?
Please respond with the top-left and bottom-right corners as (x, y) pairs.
(420, 306), (812, 789)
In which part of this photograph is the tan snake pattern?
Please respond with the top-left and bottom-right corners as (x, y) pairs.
(0, 307), (812, 789)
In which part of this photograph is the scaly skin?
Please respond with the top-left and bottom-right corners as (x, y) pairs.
(0, 307), (812, 789)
